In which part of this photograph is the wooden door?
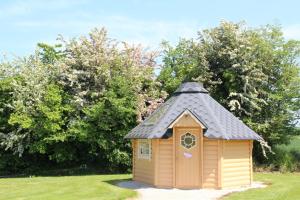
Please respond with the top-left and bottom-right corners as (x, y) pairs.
(175, 128), (200, 188)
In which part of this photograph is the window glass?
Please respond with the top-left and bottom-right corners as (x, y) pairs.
(138, 139), (151, 160)
(181, 132), (196, 149)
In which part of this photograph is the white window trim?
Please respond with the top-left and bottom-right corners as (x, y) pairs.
(137, 139), (151, 160)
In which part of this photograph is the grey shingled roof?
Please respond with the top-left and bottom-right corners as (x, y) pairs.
(125, 82), (263, 140)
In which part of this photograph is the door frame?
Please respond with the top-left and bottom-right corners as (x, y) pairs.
(173, 127), (203, 188)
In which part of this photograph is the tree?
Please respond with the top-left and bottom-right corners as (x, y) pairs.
(1, 22), (298, 174)
(159, 21), (300, 161)
(0, 28), (162, 173)
(37, 43), (64, 65)
(56, 28), (162, 171)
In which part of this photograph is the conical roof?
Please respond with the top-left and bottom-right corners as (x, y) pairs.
(125, 82), (263, 140)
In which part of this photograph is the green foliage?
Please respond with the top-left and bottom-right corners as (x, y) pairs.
(0, 28), (160, 173)
(37, 43), (64, 64)
(267, 148), (298, 172)
(268, 136), (300, 172)
(29, 83), (75, 161)
(73, 76), (138, 170)
(0, 22), (299, 174)
(159, 21), (300, 162)
(0, 76), (14, 134)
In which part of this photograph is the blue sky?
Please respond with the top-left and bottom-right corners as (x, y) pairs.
(1, 0), (300, 57)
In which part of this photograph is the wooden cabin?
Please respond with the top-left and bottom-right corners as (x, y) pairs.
(125, 82), (263, 189)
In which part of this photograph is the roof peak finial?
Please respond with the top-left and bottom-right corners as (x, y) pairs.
(174, 82), (208, 94)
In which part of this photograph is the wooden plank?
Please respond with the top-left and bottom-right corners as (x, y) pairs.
(223, 158), (250, 163)
(200, 127), (203, 188)
(203, 160), (218, 166)
(223, 172), (250, 178)
(223, 163), (250, 168)
(204, 157), (218, 161)
(223, 179), (250, 185)
(222, 140), (252, 189)
(223, 161), (250, 166)
(224, 150), (250, 154)
(223, 167), (250, 172)
(223, 151), (249, 155)
(154, 139), (159, 186)
(223, 162), (250, 167)
(202, 138), (218, 189)
(204, 139), (218, 143)
(223, 148), (249, 152)
(172, 129), (176, 187)
(158, 161), (173, 166)
(157, 138), (173, 187)
(203, 172), (217, 177)
(223, 175), (250, 181)
(203, 166), (218, 170)
(157, 174), (173, 178)
(132, 139), (135, 180)
(203, 176), (217, 180)
(203, 183), (218, 188)
(159, 150), (173, 155)
(134, 139), (156, 185)
(217, 140), (223, 189)
(250, 140), (253, 184)
(204, 152), (218, 156)
(202, 177), (217, 182)
(223, 182), (250, 188)
(204, 148), (218, 152)
(224, 140), (248, 144)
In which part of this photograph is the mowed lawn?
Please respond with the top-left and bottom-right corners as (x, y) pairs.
(223, 173), (300, 200)
(0, 174), (136, 200)
(1, 173), (300, 200)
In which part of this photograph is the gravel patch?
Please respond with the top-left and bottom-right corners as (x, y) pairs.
(117, 181), (266, 200)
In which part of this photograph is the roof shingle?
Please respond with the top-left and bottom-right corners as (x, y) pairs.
(125, 82), (263, 140)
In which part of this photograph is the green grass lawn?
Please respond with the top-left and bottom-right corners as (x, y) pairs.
(0, 174), (136, 200)
(1, 173), (299, 200)
(223, 173), (300, 200)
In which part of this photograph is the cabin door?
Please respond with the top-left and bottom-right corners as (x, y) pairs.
(175, 128), (200, 188)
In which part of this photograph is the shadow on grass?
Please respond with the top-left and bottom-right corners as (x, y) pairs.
(105, 178), (154, 189)
(104, 178), (132, 186)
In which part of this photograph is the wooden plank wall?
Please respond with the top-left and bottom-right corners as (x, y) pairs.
(157, 138), (173, 187)
(202, 138), (219, 188)
(132, 139), (155, 185)
(132, 112), (253, 189)
(222, 140), (251, 188)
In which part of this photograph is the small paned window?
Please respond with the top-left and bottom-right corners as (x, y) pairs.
(181, 132), (196, 149)
(138, 139), (151, 160)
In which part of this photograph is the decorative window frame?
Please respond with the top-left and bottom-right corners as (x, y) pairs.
(137, 139), (151, 160)
(180, 132), (196, 150)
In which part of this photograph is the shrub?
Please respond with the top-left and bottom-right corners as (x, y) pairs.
(264, 144), (299, 172)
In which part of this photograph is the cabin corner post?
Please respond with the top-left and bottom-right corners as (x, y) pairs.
(200, 128), (204, 188)
(154, 139), (159, 186)
(250, 140), (253, 185)
(172, 128), (176, 187)
(131, 139), (135, 181)
(217, 140), (223, 189)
